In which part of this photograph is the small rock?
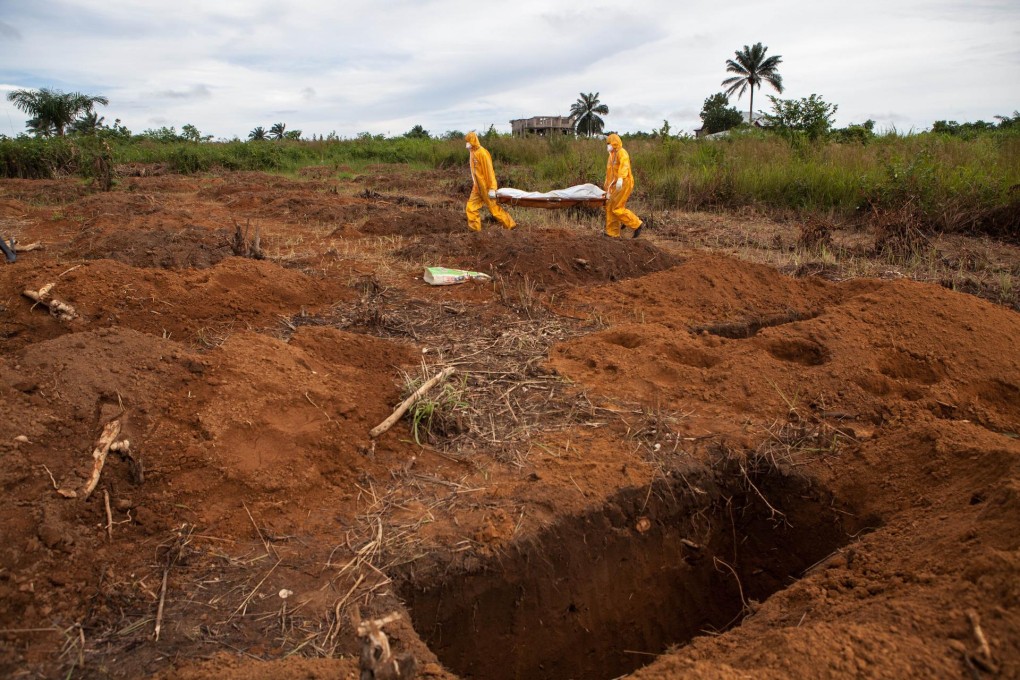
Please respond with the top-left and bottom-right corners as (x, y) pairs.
(14, 435), (30, 444)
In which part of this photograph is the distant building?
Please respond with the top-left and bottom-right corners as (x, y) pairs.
(510, 115), (577, 137)
(695, 111), (766, 139)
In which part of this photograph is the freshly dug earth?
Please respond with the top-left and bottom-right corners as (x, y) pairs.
(358, 205), (463, 237)
(1, 169), (1018, 680)
(397, 226), (680, 287)
(67, 225), (234, 269)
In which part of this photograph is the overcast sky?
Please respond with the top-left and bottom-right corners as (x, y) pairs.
(1, 0), (1018, 139)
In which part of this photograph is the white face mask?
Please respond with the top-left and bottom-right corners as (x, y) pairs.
(466, 142), (472, 149)
(606, 144), (613, 153)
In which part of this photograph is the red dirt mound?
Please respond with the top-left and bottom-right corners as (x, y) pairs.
(1, 257), (352, 346)
(0, 321), (422, 677)
(395, 227), (680, 287)
(67, 225), (234, 269)
(552, 269), (1020, 433)
(359, 205), (463, 236)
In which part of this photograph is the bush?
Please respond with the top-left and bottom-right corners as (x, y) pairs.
(0, 137), (77, 178)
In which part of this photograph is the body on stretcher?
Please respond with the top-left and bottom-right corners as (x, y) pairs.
(495, 183), (607, 209)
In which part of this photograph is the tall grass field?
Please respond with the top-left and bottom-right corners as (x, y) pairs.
(2, 130), (1017, 237)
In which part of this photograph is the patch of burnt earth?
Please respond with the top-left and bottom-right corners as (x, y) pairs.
(395, 227), (680, 288)
(401, 456), (873, 680)
(67, 226), (234, 269)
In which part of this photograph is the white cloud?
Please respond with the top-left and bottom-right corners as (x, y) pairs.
(0, 0), (1017, 139)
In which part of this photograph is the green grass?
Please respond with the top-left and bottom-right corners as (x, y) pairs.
(2, 129), (1017, 236)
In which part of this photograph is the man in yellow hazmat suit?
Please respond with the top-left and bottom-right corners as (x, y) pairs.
(465, 131), (516, 232)
(604, 133), (643, 238)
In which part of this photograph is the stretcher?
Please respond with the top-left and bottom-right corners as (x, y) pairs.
(496, 183), (607, 209)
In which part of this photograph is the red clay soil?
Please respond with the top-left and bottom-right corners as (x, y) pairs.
(67, 225), (235, 269)
(397, 226), (680, 288)
(1, 170), (1018, 680)
(358, 205), (464, 237)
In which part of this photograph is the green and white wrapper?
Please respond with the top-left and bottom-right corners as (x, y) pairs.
(423, 266), (492, 286)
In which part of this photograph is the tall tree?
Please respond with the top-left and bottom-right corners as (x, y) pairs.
(248, 126), (268, 141)
(6, 88), (109, 137)
(403, 124), (430, 139)
(269, 122), (287, 140)
(570, 92), (609, 137)
(700, 93), (744, 134)
(721, 43), (783, 122)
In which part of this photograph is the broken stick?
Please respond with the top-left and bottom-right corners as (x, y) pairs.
(154, 567), (169, 642)
(966, 608), (993, 661)
(369, 367), (455, 438)
(23, 283), (77, 322)
(103, 488), (114, 541)
(81, 420), (122, 501)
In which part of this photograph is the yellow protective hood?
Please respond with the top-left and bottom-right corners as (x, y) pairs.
(607, 133), (623, 150)
(465, 131), (481, 149)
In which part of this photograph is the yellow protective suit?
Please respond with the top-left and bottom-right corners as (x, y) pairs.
(465, 131), (516, 231)
(604, 133), (642, 237)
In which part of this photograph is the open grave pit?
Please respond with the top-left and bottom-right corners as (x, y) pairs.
(399, 454), (875, 680)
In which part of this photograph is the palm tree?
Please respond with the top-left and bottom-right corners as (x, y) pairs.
(269, 122), (286, 140)
(6, 88), (109, 137)
(248, 126), (268, 141)
(26, 117), (57, 138)
(721, 43), (784, 123)
(70, 111), (105, 135)
(570, 92), (609, 137)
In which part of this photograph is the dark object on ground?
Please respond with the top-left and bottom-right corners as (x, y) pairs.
(1, 235), (15, 263)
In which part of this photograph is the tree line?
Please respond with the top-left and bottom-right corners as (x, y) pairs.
(6, 43), (1018, 144)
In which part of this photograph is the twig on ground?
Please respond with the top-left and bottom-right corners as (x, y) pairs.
(370, 366), (455, 438)
(153, 524), (193, 641)
(230, 558), (282, 620)
(965, 608), (997, 672)
(243, 501), (276, 558)
(103, 488), (113, 541)
(154, 567), (169, 642)
(41, 465), (59, 490)
(80, 420), (122, 501)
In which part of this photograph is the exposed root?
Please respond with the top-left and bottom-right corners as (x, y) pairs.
(23, 283), (78, 322)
